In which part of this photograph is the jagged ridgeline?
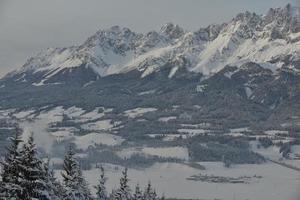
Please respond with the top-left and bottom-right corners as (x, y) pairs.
(0, 4), (299, 128)
(0, 4), (299, 200)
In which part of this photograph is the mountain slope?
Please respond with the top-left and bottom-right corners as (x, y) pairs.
(4, 4), (300, 87)
(0, 4), (300, 131)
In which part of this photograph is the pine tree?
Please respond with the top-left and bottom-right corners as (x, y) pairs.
(61, 145), (92, 200)
(95, 165), (108, 200)
(18, 133), (51, 200)
(152, 190), (157, 200)
(133, 183), (143, 200)
(143, 181), (157, 200)
(77, 164), (92, 199)
(49, 167), (66, 199)
(109, 189), (117, 200)
(0, 126), (23, 199)
(42, 158), (64, 200)
(114, 168), (131, 200)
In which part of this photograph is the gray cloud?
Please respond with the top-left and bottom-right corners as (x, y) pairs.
(0, 0), (296, 76)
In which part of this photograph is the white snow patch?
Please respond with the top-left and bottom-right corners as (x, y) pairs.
(81, 119), (114, 131)
(251, 141), (282, 161)
(181, 123), (211, 128)
(13, 110), (36, 119)
(64, 106), (86, 118)
(265, 130), (289, 136)
(158, 116), (177, 122)
(74, 133), (124, 150)
(168, 66), (179, 78)
(83, 81), (95, 88)
(142, 147), (189, 160)
(245, 86), (253, 98)
(230, 127), (249, 133)
(196, 84), (207, 92)
(50, 129), (75, 143)
(74, 107), (112, 123)
(138, 90), (156, 96)
(224, 71), (235, 79)
(123, 107), (157, 118)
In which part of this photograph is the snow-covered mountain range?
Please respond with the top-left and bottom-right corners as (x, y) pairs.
(6, 4), (300, 86)
(0, 5), (300, 200)
(0, 4), (300, 131)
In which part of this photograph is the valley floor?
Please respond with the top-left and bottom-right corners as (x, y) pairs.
(76, 162), (300, 200)
(1, 107), (300, 200)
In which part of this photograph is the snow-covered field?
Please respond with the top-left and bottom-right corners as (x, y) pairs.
(142, 147), (189, 160)
(18, 107), (66, 152)
(2, 108), (300, 200)
(74, 133), (124, 150)
(251, 141), (281, 161)
(158, 116), (177, 122)
(0, 107), (120, 152)
(81, 119), (114, 131)
(123, 107), (157, 118)
(81, 162), (300, 200)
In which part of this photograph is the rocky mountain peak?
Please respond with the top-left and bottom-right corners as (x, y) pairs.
(226, 11), (262, 39)
(83, 26), (138, 52)
(196, 24), (225, 41)
(6, 5), (300, 85)
(264, 4), (300, 33)
(233, 11), (261, 24)
(282, 4), (300, 19)
(160, 23), (185, 39)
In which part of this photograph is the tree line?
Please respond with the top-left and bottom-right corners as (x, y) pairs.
(0, 127), (164, 200)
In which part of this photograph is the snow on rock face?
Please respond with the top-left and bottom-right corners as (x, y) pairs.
(160, 23), (185, 39)
(264, 4), (300, 33)
(20, 48), (76, 73)
(8, 5), (300, 83)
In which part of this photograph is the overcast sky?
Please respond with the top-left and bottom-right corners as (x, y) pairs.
(0, 0), (298, 76)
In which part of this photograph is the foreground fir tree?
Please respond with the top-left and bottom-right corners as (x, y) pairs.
(114, 168), (131, 200)
(0, 127), (23, 199)
(132, 184), (143, 200)
(77, 166), (93, 199)
(109, 189), (117, 200)
(143, 181), (157, 200)
(18, 134), (55, 200)
(61, 145), (92, 200)
(43, 158), (65, 199)
(95, 165), (108, 200)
